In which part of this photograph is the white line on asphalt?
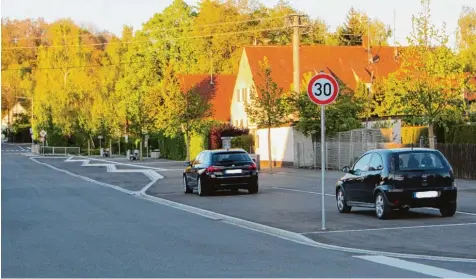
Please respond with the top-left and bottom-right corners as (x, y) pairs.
(75, 155), (167, 171)
(301, 222), (476, 235)
(272, 186), (336, 197)
(355, 255), (476, 278)
(28, 156), (476, 263)
(29, 157), (139, 196)
(272, 186), (476, 217)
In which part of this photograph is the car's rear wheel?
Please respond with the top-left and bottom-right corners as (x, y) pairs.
(439, 203), (457, 217)
(183, 176), (192, 194)
(248, 183), (258, 194)
(375, 192), (391, 219)
(336, 188), (351, 213)
(197, 177), (211, 196)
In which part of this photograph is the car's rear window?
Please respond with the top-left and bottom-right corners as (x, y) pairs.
(211, 152), (252, 163)
(392, 151), (449, 171)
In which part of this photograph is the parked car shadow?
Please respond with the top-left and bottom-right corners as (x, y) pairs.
(348, 208), (443, 219)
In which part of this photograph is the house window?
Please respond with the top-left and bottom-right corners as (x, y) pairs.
(236, 89), (240, 102)
(242, 88), (247, 102)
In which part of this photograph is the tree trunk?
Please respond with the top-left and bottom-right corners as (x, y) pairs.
(89, 134), (96, 149)
(185, 131), (191, 162)
(268, 126), (272, 173)
(428, 122), (435, 149)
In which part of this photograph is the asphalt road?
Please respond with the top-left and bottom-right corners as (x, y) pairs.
(2, 148), (476, 278)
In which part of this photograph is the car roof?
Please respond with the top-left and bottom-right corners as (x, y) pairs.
(205, 148), (248, 154)
(364, 148), (439, 155)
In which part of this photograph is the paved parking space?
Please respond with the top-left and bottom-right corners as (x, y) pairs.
(143, 167), (476, 259)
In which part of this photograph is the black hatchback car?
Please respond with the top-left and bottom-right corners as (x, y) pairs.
(183, 148), (259, 196)
(335, 148), (457, 219)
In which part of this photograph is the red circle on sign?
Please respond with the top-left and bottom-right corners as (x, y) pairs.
(307, 73), (339, 105)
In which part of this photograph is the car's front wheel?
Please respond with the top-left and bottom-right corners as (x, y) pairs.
(336, 188), (351, 213)
(439, 203), (457, 217)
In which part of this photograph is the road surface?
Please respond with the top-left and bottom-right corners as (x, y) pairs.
(2, 145), (475, 278)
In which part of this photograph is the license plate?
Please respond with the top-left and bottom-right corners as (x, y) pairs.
(225, 169), (242, 174)
(414, 191), (439, 198)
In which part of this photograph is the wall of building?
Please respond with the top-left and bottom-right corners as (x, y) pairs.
(255, 126), (294, 167)
(230, 50), (255, 129)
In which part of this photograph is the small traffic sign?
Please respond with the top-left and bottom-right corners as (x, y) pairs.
(40, 130), (47, 137)
(307, 73), (339, 105)
(29, 128), (33, 134)
(98, 135), (103, 139)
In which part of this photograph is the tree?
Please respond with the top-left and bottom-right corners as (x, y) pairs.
(286, 72), (363, 161)
(155, 63), (213, 161)
(456, 6), (476, 73)
(337, 7), (392, 46)
(244, 57), (288, 172)
(383, 0), (468, 148)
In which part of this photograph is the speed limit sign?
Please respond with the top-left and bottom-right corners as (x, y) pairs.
(306, 72), (340, 232)
(307, 73), (339, 105)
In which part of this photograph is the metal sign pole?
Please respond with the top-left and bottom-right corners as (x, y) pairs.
(321, 104), (326, 230)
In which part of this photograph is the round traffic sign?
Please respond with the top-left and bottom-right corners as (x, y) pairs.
(307, 73), (339, 105)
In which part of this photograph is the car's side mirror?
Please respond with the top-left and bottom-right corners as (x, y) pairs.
(184, 161), (191, 167)
(342, 166), (350, 173)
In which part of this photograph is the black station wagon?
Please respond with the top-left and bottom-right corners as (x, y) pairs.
(183, 148), (259, 196)
(335, 148), (457, 219)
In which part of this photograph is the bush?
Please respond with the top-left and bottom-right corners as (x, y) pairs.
(445, 124), (476, 144)
(401, 126), (428, 144)
(208, 123), (249, 149)
(231, 134), (254, 153)
(156, 132), (187, 161)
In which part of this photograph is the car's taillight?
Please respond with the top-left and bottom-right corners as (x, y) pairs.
(248, 162), (257, 170)
(206, 166), (221, 173)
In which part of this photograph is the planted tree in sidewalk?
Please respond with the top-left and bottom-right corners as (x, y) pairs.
(244, 57), (288, 172)
(155, 63), (212, 162)
(383, 0), (468, 148)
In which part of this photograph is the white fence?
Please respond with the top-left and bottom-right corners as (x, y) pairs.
(295, 128), (387, 170)
(39, 146), (81, 155)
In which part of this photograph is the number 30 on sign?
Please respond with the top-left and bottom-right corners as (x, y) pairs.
(307, 73), (339, 105)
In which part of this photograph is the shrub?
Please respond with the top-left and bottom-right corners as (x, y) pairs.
(445, 124), (476, 144)
(401, 126), (428, 145)
(208, 123), (249, 149)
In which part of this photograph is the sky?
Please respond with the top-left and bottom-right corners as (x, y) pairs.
(1, 0), (475, 48)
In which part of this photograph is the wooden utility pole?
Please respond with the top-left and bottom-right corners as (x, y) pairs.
(287, 14), (308, 94)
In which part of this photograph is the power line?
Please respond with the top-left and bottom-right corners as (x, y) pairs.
(1, 60), (145, 71)
(2, 26), (286, 50)
(5, 15), (286, 42)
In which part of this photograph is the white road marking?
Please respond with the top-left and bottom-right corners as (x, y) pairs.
(272, 186), (336, 197)
(29, 157), (138, 196)
(65, 156), (163, 181)
(355, 255), (476, 278)
(301, 222), (476, 235)
(273, 186), (476, 217)
(75, 155), (167, 171)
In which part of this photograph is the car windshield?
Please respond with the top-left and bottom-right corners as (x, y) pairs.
(211, 152), (252, 163)
(393, 151), (449, 171)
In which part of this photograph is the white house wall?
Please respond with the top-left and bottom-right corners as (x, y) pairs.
(230, 50), (254, 128)
(256, 126), (295, 165)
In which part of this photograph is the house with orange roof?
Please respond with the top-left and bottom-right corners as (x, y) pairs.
(178, 74), (237, 123)
(230, 40), (403, 167)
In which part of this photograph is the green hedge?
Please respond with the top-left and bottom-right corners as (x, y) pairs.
(156, 133), (187, 161)
(401, 126), (428, 145)
(231, 134), (254, 153)
(445, 124), (476, 144)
